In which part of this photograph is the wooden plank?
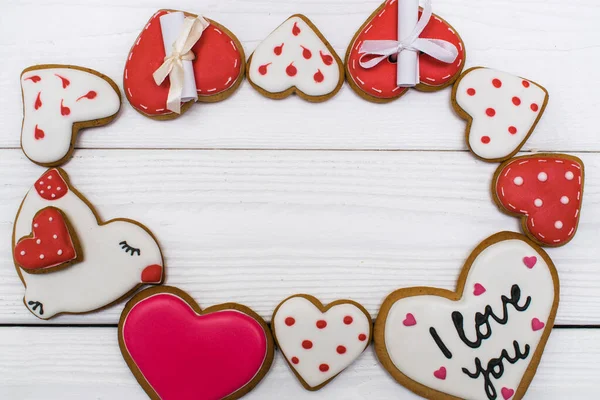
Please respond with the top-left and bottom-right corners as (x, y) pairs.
(0, 0), (599, 151)
(0, 149), (598, 325)
(0, 326), (596, 399)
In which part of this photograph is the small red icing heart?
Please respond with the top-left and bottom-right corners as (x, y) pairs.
(403, 313), (416, 326)
(34, 125), (45, 140)
(523, 256), (537, 269)
(35, 169), (68, 201)
(14, 207), (78, 272)
(433, 366), (446, 380)
(501, 387), (515, 399)
(531, 318), (545, 331)
(473, 283), (486, 296)
(60, 99), (71, 116)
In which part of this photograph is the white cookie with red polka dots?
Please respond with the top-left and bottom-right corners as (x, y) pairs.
(272, 295), (372, 390)
(453, 67), (548, 162)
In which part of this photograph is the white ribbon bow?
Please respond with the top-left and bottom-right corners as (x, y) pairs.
(153, 16), (209, 114)
(358, 0), (458, 83)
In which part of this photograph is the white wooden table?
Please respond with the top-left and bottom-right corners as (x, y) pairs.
(1, 0), (599, 398)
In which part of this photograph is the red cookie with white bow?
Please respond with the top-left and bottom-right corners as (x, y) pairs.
(247, 14), (344, 102)
(124, 10), (245, 119)
(492, 154), (584, 247)
(345, 0), (466, 103)
(271, 294), (372, 391)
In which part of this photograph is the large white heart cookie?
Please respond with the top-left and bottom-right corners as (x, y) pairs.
(453, 67), (548, 162)
(247, 14), (344, 102)
(272, 295), (372, 390)
(375, 232), (559, 400)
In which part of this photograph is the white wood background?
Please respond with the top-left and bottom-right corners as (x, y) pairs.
(1, 0), (599, 398)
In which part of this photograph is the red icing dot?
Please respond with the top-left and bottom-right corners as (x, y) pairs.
(77, 91), (97, 102)
(522, 80), (530, 88)
(274, 43), (284, 56)
(358, 333), (367, 341)
(314, 69), (324, 83)
(319, 364), (330, 372)
(292, 22), (301, 36)
(285, 317), (295, 326)
(320, 51), (334, 66)
(286, 63), (297, 77)
(34, 92), (42, 110)
(512, 96), (521, 106)
(301, 46), (312, 59)
(60, 99), (70, 116)
(291, 357), (299, 364)
(486, 108), (496, 117)
(481, 136), (491, 144)
(466, 88), (476, 96)
(531, 103), (539, 112)
(34, 125), (45, 140)
(492, 78), (502, 88)
(302, 340), (313, 349)
(508, 126), (517, 135)
(343, 316), (353, 325)
(336, 345), (347, 354)
(258, 63), (272, 76)
(55, 74), (70, 89)
(316, 320), (327, 329)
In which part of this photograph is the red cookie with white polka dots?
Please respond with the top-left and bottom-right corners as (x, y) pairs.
(271, 294), (372, 391)
(453, 67), (549, 162)
(492, 154), (584, 247)
(34, 169), (68, 201)
(14, 207), (81, 274)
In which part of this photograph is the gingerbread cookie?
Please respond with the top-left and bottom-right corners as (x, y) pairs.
(124, 10), (245, 119)
(452, 67), (549, 162)
(119, 286), (274, 400)
(247, 14), (344, 102)
(345, 0), (465, 103)
(12, 168), (164, 319)
(271, 294), (372, 391)
(375, 232), (559, 400)
(20, 65), (121, 167)
(492, 154), (584, 247)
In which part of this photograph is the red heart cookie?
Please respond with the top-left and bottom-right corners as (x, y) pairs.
(124, 10), (245, 119)
(14, 207), (80, 274)
(345, 0), (465, 102)
(493, 154), (584, 247)
(119, 286), (274, 400)
(34, 168), (68, 201)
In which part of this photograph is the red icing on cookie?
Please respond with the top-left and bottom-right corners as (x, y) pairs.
(34, 92), (42, 110)
(301, 46), (312, 59)
(35, 169), (68, 200)
(259, 63), (271, 76)
(495, 155), (584, 246)
(60, 99), (71, 116)
(121, 293), (270, 400)
(25, 75), (41, 83)
(314, 69), (324, 83)
(124, 10), (244, 116)
(55, 74), (70, 88)
(14, 207), (78, 272)
(292, 21), (301, 36)
(320, 50), (334, 66)
(286, 62), (298, 77)
(34, 125), (45, 140)
(347, 0), (465, 99)
(274, 43), (284, 55)
(77, 91), (97, 101)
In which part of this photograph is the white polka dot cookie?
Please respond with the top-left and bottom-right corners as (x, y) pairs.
(452, 67), (548, 162)
(272, 294), (372, 390)
(493, 154), (584, 247)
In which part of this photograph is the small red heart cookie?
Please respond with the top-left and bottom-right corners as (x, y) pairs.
(271, 294), (372, 391)
(124, 10), (245, 119)
(34, 168), (68, 200)
(119, 286), (274, 400)
(493, 154), (584, 247)
(345, 0), (465, 103)
(14, 207), (81, 274)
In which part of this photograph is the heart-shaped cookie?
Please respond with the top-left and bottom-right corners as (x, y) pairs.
(453, 67), (549, 162)
(345, 0), (466, 103)
(492, 154), (584, 247)
(247, 14), (344, 102)
(119, 286), (274, 400)
(375, 232), (559, 400)
(272, 294), (372, 390)
(124, 10), (245, 119)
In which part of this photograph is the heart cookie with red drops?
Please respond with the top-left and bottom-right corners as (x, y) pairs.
(375, 232), (559, 400)
(272, 294), (372, 391)
(247, 14), (344, 102)
(345, 0), (466, 103)
(492, 154), (584, 247)
(124, 9), (245, 119)
(453, 67), (549, 162)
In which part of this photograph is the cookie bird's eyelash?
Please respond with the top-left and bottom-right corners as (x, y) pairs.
(119, 241), (141, 256)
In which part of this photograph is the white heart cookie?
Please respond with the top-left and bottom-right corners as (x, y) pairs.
(375, 232), (558, 400)
(272, 295), (372, 390)
(247, 15), (344, 101)
(453, 67), (548, 162)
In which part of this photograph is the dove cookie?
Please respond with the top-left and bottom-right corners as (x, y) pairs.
(20, 65), (121, 167)
(124, 10), (245, 119)
(119, 286), (274, 400)
(375, 232), (559, 400)
(492, 154), (584, 247)
(345, 0), (465, 103)
(12, 168), (164, 319)
(271, 294), (372, 391)
(452, 67), (549, 162)
(247, 14), (344, 102)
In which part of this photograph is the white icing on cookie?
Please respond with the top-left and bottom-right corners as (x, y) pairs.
(273, 296), (371, 389)
(21, 67), (121, 165)
(381, 238), (556, 400)
(13, 169), (163, 319)
(456, 68), (548, 161)
(249, 16), (341, 97)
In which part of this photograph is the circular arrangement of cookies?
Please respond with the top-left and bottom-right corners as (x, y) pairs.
(12, 1), (585, 400)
